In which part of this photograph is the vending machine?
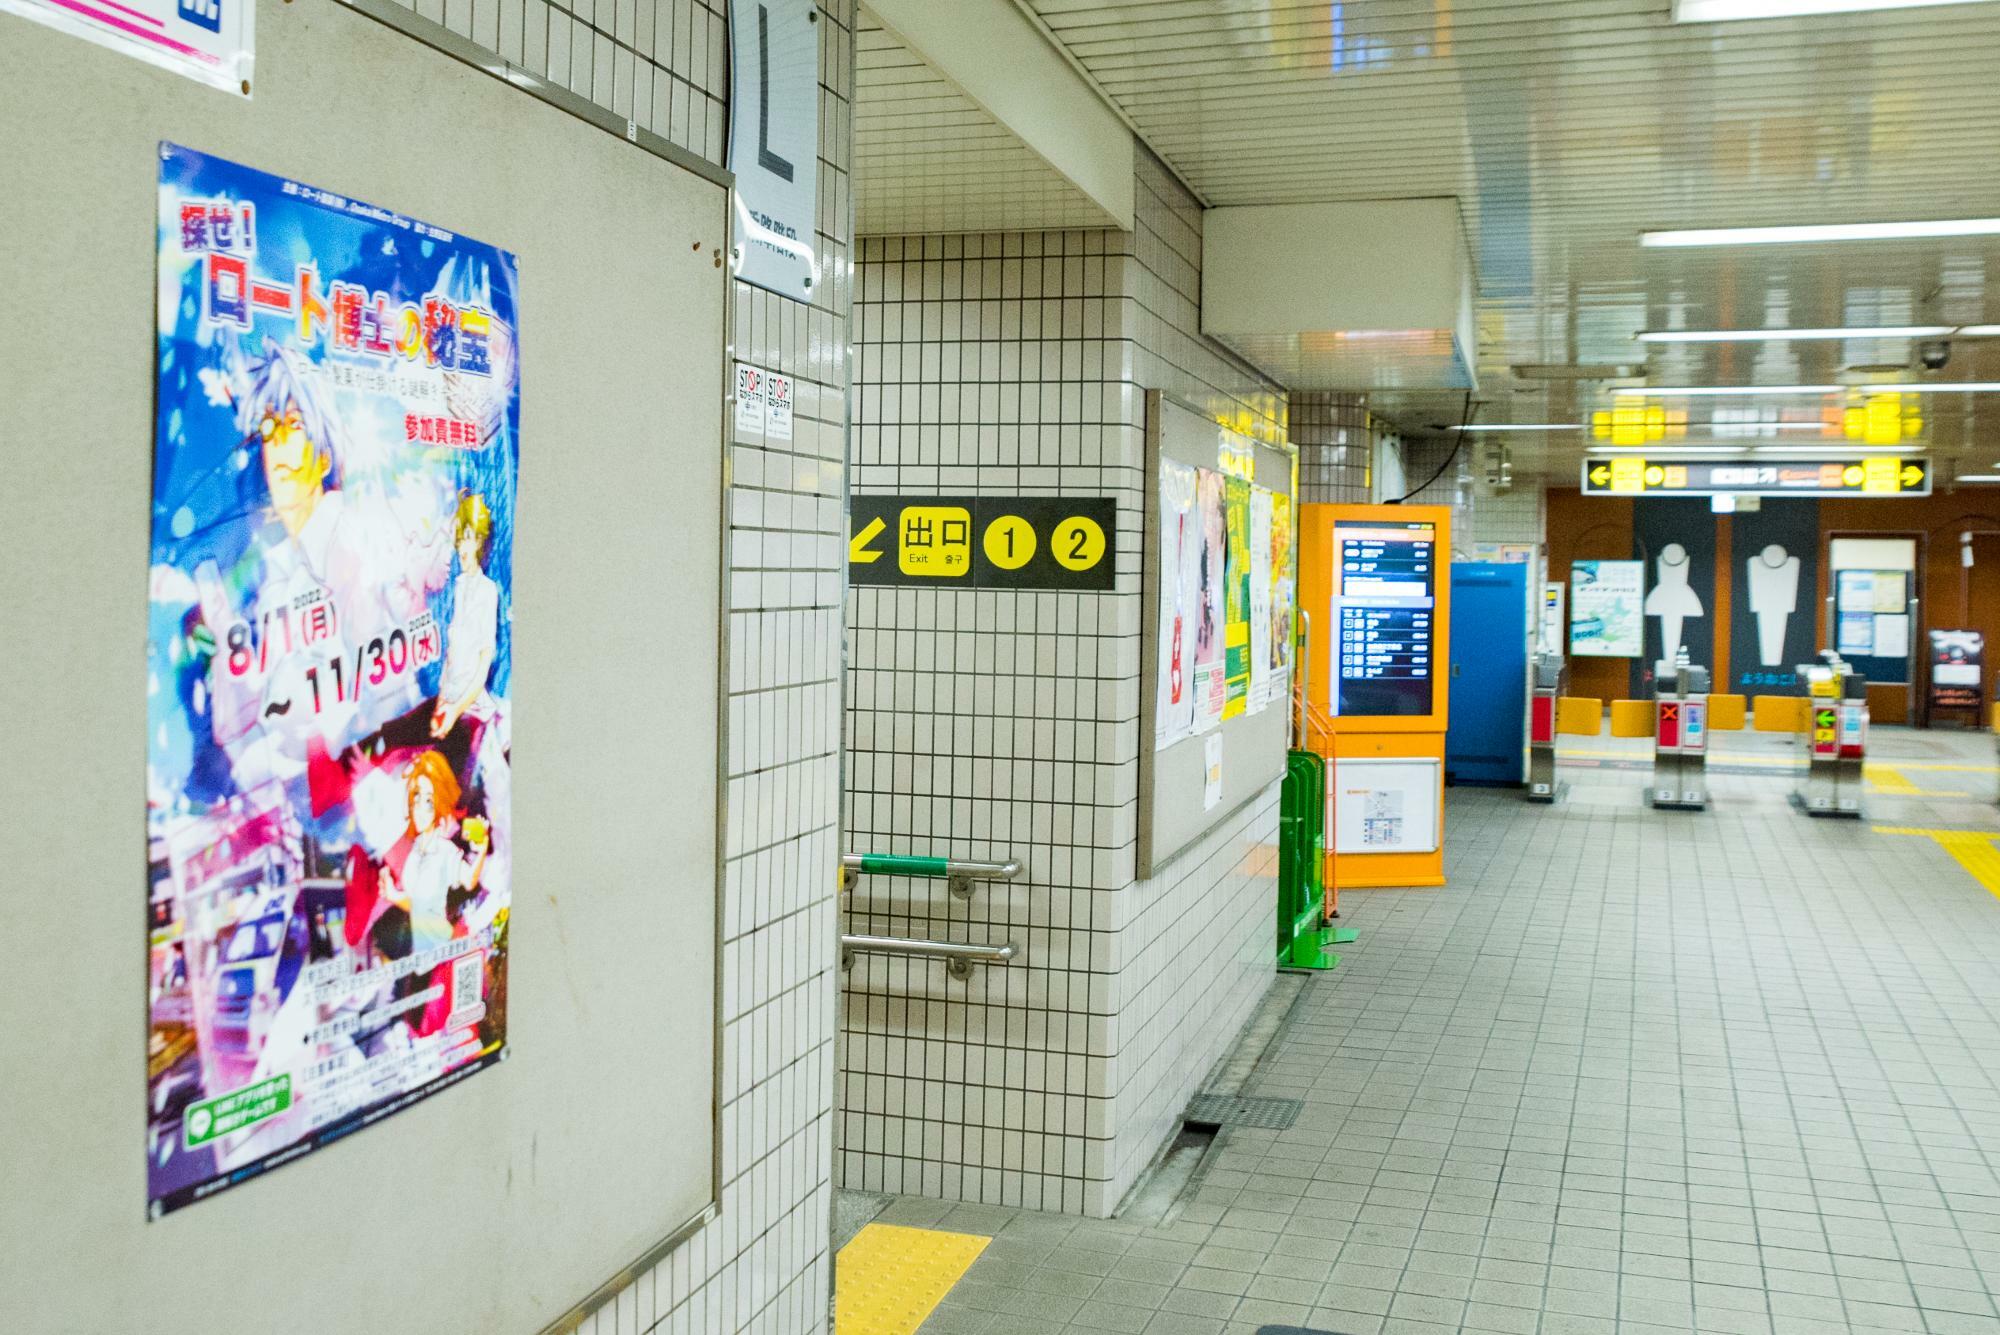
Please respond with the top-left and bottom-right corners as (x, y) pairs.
(1299, 504), (1452, 889)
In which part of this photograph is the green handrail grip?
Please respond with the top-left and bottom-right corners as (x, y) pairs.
(854, 853), (952, 878)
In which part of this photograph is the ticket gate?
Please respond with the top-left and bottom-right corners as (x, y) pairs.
(1650, 652), (1710, 811)
(1797, 655), (1868, 817)
(1527, 653), (1566, 803)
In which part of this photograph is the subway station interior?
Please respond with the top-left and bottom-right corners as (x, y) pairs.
(13, 2), (2000, 1333)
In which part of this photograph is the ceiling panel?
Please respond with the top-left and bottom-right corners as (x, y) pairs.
(854, 11), (1124, 236)
(1020, 0), (2000, 479)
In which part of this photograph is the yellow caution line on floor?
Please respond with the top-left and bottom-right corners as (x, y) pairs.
(1862, 765), (1972, 797)
(1874, 827), (2000, 901)
(836, 1224), (989, 1335)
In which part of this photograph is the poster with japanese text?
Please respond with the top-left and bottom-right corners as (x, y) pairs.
(1569, 559), (1643, 658)
(1155, 461), (1199, 750)
(1191, 469), (1227, 733)
(1269, 492), (1295, 697)
(1247, 487), (1273, 713)
(1222, 476), (1253, 718)
(147, 144), (519, 1217)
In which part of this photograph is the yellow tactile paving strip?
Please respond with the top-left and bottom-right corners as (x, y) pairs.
(1864, 764), (1972, 798)
(1876, 826), (2000, 900)
(836, 1224), (989, 1335)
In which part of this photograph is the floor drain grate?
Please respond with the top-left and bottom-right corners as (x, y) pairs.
(1184, 1094), (1303, 1130)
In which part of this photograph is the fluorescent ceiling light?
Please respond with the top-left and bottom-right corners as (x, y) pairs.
(1677, 0), (1999, 19)
(1636, 326), (1952, 343)
(1642, 218), (2000, 247)
(1587, 446), (1750, 455)
(1585, 444), (1921, 456)
(1675, 0), (1997, 19)
(1616, 382), (2000, 396)
(1614, 385), (1843, 397)
(1447, 424), (1582, 432)
(1955, 474), (2000, 482)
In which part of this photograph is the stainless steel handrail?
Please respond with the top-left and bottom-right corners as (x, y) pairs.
(840, 934), (1018, 980)
(839, 852), (1023, 898)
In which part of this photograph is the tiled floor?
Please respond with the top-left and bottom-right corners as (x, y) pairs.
(870, 727), (2000, 1335)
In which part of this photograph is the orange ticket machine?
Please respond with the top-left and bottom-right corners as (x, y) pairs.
(1300, 504), (1451, 891)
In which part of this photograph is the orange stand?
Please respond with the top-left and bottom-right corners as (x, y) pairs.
(1299, 504), (1452, 897)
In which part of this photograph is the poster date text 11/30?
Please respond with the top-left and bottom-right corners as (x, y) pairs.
(180, 195), (499, 374)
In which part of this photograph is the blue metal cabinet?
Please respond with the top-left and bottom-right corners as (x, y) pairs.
(1446, 562), (1530, 785)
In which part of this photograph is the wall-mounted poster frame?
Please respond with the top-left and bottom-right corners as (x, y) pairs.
(1139, 390), (1296, 878)
(0, 7), (729, 1334)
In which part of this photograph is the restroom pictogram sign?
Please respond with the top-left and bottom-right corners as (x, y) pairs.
(848, 495), (1116, 591)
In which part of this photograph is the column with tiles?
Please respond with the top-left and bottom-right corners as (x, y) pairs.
(843, 146), (1296, 1218)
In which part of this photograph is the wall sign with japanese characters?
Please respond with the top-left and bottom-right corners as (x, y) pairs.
(848, 496), (1117, 591)
(733, 361), (793, 442)
(147, 144), (519, 1216)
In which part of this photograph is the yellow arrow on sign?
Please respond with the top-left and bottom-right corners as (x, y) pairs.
(1903, 463), (1925, 487)
(849, 516), (887, 564)
(1588, 464), (1611, 486)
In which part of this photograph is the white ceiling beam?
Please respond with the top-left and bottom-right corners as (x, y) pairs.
(861, 0), (1136, 230)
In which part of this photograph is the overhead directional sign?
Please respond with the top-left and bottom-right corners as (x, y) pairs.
(848, 496), (1117, 590)
(1581, 456), (1930, 498)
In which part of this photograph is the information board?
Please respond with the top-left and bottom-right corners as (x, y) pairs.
(1569, 559), (1644, 657)
(1138, 392), (1294, 877)
(1581, 456), (1930, 498)
(1, 7), (724, 1331)
(1332, 519), (1437, 717)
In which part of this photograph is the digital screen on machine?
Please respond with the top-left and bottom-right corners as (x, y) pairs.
(1333, 520), (1436, 717)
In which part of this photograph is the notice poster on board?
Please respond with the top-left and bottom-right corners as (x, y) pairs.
(1223, 476), (1253, 718)
(1191, 469), (1227, 732)
(1269, 492), (1295, 697)
(1155, 461), (1200, 750)
(147, 145), (520, 1217)
(1569, 559), (1644, 657)
(1930, 630), (1985, 710)
(1247, 487), (1274, 712)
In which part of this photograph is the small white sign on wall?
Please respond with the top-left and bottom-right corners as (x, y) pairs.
(728, 0), (820, 299)
(2, 0), (253, 94)
(765, 370), (794, 441)
(734, 363), (765, 438)
(733, 363), (794, 442)
(1203, 733), (1223, 811)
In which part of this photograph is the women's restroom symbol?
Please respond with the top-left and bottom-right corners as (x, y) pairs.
(1644, 542), (1704, 665)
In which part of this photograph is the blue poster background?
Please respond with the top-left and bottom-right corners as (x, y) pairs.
(147, 144), (520, 1216)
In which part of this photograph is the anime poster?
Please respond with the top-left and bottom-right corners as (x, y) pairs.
(1270, 492), (1295, 690)
(1155, 461), (1200, 750)
(1222, 475), (1253, 719)
(1191, 469), (1228, 733)
(1247, 487), (1273, 713)
(147, 145), (519, 1217)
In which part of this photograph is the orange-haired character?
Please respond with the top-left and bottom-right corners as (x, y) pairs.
(379, 750), (490, 957)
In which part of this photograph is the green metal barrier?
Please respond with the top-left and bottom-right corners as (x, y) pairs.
(1277, 750), (1349, 971)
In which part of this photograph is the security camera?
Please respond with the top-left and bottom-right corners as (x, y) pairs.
(1919, 339), (1952, 371)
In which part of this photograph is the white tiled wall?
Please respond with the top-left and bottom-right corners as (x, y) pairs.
(376, 0), (731, 164)
(841, 146), (1291, 1217)
(1292, 393), (1372, 504)
(1400, 434), (1479, 556)
(565, 3), (850, 1333)
(1471, 483), (1548, 548)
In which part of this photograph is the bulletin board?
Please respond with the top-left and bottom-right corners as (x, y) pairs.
(0, 4), (725, 1332)
(1138, 391), (1297, 877)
